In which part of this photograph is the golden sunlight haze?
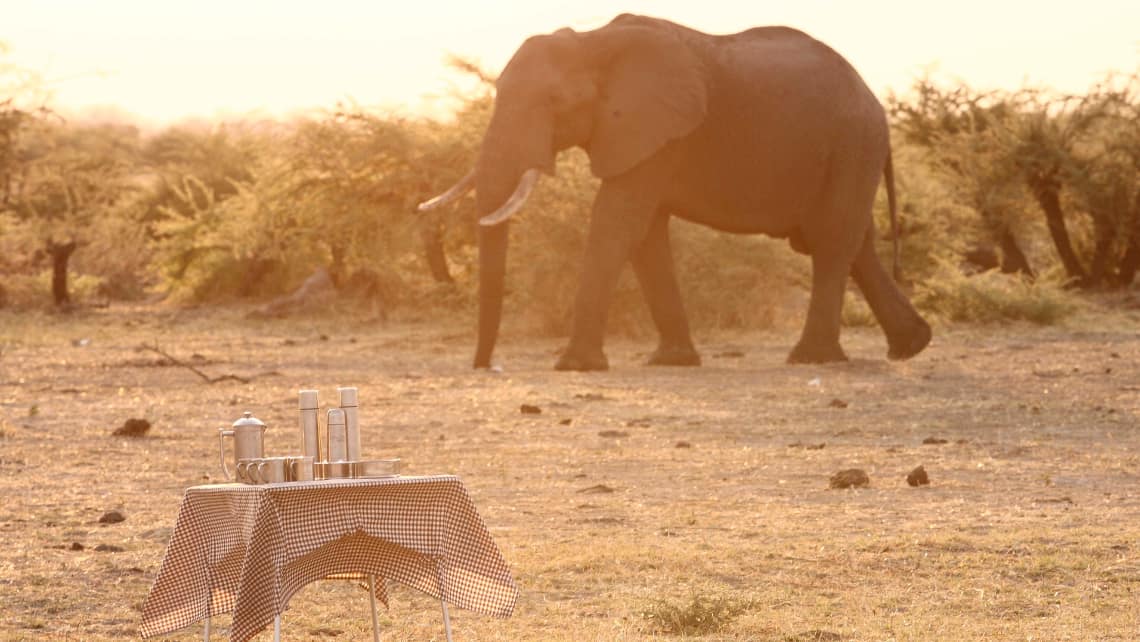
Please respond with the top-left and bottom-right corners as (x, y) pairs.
(2, 0), (1137, 123)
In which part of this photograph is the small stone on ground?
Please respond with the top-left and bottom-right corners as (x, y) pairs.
(98, 510), (126, 524)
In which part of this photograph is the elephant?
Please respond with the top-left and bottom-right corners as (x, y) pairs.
(419, 13), (932, 370)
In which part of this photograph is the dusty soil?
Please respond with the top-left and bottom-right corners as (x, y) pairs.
(1, 305), (1138, 641)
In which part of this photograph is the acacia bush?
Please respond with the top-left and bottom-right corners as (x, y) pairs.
(0, 112), (154, 307)
(890, 74), (1140, 290)
(2, 56), (1134, 332)
(146, 124), (278, 301)
(915, 261), (1078, 324)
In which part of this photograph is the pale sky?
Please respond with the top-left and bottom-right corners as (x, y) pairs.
(3, 0), (1138, 125)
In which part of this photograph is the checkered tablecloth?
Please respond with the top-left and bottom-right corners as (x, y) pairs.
(140, 475), (517, 642)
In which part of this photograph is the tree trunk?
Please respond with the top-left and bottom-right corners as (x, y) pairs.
(328, 242), (346, 289)
(1119, 240), (1140, 286)
(1028, 174), (1088, 285)
(1117, 191), (1140, 286)
(1085, 216), (1114, 288)
(46, 239), (78, 306)
(1117, 241), (1135, 283)
(977, 205), (1033, 278)
(998, 228), (1035, 278)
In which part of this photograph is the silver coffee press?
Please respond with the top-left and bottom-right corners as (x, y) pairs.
(218, 411), (267, 481)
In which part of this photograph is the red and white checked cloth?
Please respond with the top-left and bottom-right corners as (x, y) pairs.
(140, 475), (517, 642)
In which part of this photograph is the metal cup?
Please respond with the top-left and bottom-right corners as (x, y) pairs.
(256, 457), (289, 484)
(242, 458), (264, 484)
(236, 458), (260, 483)
(289, 456), (314, 482)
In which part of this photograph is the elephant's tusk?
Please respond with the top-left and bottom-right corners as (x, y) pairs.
(479, 169), (541, 226)
(417, 170), (475, 211)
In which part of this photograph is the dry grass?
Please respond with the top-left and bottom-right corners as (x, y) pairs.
(1, 304), (1138, 641)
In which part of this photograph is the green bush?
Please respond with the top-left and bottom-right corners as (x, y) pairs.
(914, 260), (1079, 324)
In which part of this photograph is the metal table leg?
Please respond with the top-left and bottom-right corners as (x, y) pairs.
(273, 614), (281, 641)
(369, 575), (381, 642)
(442, 600), (453, 642)
(203, 615), (210, 641)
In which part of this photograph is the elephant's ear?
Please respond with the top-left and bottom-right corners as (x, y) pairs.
(586, 26), (707, 179)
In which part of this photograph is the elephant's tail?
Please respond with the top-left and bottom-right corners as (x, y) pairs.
(884, 150), (901, 283)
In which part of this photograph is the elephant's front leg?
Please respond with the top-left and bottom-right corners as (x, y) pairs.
(631, 213), (700, 366)
(556, 182), (663, 371)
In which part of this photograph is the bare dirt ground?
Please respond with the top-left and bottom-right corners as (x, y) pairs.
(1, 305), (1138, 641)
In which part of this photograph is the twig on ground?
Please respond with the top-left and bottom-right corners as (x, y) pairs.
(140, 343), (251, 384)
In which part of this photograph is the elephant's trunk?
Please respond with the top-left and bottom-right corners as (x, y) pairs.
(468, 106), (554, 369)
(474, 221), (509, 368)
(470, 167), (541, 369)
(479, 169), (540, 226)
(471, 152), (524, 370)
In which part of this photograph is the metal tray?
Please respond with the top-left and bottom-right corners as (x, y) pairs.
(314, 458), (402, 479)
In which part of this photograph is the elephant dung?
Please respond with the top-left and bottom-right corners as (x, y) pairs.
(906, 465), (931, 487)
(112, 418), (151, 437)
(829, 468), (870, 489)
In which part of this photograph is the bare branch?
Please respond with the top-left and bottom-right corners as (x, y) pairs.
(139, 342), (252, 384)
(444, 54), (497, 87)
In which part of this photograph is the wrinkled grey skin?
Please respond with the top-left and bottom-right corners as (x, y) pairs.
(470, 14), (931, 370)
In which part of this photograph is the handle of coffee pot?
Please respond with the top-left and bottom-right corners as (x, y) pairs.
(219, 428), (235, 481)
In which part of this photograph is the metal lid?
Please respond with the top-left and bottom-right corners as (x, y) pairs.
(337, 386), (358, 407)
(298, 390), (319, 410)
(232, 411), (267, 428)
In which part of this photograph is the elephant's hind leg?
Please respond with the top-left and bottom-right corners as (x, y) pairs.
(631, 214), (701, 366)
(850, 227), (932, 360)
(787, 251), (850, 364)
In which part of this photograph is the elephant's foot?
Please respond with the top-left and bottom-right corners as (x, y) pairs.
(786, 339), (848, 364)
(646, 344), (702, 366)
(887, 319), (933, 361)
(554, 346), (609, 371)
